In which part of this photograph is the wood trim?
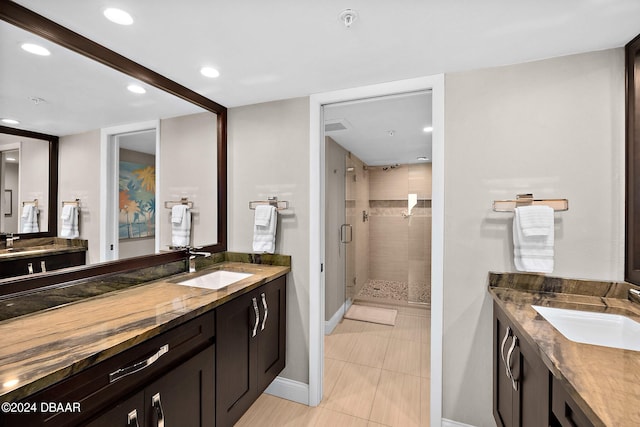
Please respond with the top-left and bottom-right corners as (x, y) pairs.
(0, 4), (228, 294)
(626, 34), (640, 284)
(0, 125), (58, 238)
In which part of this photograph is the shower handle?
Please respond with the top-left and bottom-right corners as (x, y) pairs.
(340, 224), (353, 243)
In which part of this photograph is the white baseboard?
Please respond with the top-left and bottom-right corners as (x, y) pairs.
(442, 418), (477, 427)
(264, 376), (309, 405)
(324, 299), (350, 335)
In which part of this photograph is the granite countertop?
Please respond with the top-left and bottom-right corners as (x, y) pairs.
(0, 260), (290, 402)
(0, 237), (88, 260)
(489, 272), (640, 427)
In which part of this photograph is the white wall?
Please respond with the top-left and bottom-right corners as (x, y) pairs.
(20, 139), (50, 232)
(59, 130), (101, 263)
(159, 112), (218, 249)
(442, 48), (625, 426)
(228, 97), (310, 384)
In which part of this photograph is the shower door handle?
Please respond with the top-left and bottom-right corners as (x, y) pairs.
(340, 224), (353, 243)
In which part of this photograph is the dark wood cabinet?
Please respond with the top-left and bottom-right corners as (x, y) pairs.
(550, 376), (594, 427)
(215, 276), (286, 427)
(0, 251), (86, 279)
(3, 311), (215, 427)
(494, 301), (550, 427)
(86, 345), (215, 427)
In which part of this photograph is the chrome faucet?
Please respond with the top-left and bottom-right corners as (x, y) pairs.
(187, 247), (211, 273)
(5, 233), (19, 249)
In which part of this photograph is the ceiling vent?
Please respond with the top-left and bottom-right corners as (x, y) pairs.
(324, 118), (351, 132)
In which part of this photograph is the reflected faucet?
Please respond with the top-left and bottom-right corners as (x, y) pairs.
(187, 247), (211, 273)
(5, 233), (19, 249)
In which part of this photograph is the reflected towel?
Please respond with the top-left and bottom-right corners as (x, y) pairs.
(253, 205), (277, 253)
(171, 205), (191, 247)
(60, 205), (79, 238)
(21, 204), (39, 233)
(513, 206), (554, 273)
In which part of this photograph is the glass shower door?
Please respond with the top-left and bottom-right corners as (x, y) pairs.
(344, 155), (357, 306)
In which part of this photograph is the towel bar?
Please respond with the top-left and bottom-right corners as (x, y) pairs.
(164, 197), (193, 209)
(493, 194), (568, 212)
(249, 196), (289, 211)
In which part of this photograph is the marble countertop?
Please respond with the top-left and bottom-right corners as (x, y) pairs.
(0, 237), (88, 260)
(489, 273), (640, 427)
(0, 261), (289, 402)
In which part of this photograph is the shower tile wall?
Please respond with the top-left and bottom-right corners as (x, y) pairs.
(368, 163), (431, 304)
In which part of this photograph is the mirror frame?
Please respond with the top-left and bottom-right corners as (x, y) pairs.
(0, 124), (58, 238)
(626, 33), (640, 285)
(0, 2), (227, 295)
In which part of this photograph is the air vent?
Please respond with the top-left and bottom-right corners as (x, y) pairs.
(324, 118), (351, 132)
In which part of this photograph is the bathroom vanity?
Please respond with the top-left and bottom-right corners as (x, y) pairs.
(490, 272), (640, 427)
(0, 259), (289, 427)
(0, 238), (87, 279)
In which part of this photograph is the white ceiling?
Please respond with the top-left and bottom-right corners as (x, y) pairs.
(2, 0), (640, 160)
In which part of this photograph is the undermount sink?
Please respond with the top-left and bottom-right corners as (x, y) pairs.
(176, 270), (253, 290)
(532, 305), (640, 351)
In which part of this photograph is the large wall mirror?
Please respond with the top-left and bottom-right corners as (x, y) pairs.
(0, 3), (226, 288)
(626, 33), (640, 285)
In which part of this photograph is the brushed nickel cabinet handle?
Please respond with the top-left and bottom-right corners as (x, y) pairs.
(506, 335), (519, 391)
(27, 263), (34, 274)
(40, 260), (46, 272)
(127, 409), (140, 427)
(109, 345), (169, 383)
(500, 326), (512, 379)
(152, 393), (165, 427)
(261, 293), (268, 331)
(252, 297), (260, 337)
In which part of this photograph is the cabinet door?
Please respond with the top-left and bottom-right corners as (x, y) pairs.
(146, 344), (215, 427)
(215, 291), (259, 427)
(516, 335), (550, 427)
(257, 276), (286, 393)
(85, 392), (144, 427)
(494, 307), (516, 427)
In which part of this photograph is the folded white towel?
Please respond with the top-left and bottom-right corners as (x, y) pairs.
(513, 206), (554, 273)
(254, 205), (272, 227)
(517, 205), (554, 236)
(253, 206), (277, 253)
(21, 205), (39, 233)
(60, 205), (79, 238)
(171, 205), (191, 247)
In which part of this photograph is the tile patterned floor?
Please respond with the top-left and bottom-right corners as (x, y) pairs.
(235, 307), (430, 426)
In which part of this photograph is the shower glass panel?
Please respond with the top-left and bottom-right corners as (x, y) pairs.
(407, 163), (431, 305)
(345, 155), (357, 306)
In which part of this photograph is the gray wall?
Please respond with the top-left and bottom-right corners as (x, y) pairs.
(228, 97), (311, 383)
(442, 48), (625, 426)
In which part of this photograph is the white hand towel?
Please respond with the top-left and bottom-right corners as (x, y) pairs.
(171, 205), (191, 247)
(60, 205), (79, 238)
(516, 205), (554, 236)
(513, 206), (554, 273)
(253, 206), (277, 253)
(21, 205), (39, 233)
(254, 205), (272, 227)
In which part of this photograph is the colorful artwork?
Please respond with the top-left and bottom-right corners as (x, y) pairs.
(119, 161), (155, 239)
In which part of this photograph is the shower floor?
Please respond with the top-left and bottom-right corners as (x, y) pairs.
(356, 279), (430, 305)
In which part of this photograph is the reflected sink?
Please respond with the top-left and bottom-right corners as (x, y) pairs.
(176, 270), (253, 290)
(532, 305), (640, 351)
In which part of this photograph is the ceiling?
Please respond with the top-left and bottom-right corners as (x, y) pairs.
(2, 1), (640, 161)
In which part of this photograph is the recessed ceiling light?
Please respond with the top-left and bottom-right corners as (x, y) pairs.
(423, 126), (433, 133)
(1, 118), (20, 125)
(6, 157), (16, 162)
(21, 43), (50, 56)
(200, 67), (220, 78)
(104, 8), (134, 25)
(127, 84), (146, 94)
(417, 156), (430, 161)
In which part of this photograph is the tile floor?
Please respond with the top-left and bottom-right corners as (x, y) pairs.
(236, 305), (430, 426)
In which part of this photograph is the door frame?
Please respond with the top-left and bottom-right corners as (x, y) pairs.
(308, 74), (445, 426)
(100, 120), (160, 262)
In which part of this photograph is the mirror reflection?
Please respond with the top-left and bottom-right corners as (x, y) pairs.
(0, 133), (50, 234)
(0, 15), (222, 279)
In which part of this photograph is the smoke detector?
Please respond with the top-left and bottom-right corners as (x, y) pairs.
(339, 9), (358, 28)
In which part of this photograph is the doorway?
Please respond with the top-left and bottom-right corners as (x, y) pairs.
(100, 120), (160, 262)
(309, 75), (444, 426)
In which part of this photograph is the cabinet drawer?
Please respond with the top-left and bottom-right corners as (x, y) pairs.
(551, 376), (595, 427)
(4, 310), (214, 427)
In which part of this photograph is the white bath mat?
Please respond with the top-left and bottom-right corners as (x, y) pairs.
(344, 304), (397, 326)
